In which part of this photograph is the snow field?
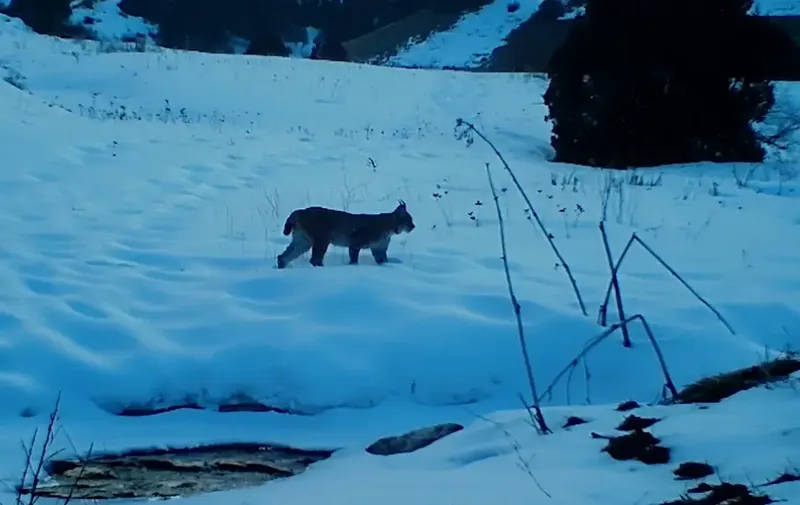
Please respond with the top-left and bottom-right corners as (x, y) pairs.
(0, 14), (798, 505)
(1, 15), (799, 419)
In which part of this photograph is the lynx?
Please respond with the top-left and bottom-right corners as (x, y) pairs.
(277, 200), (416, 269)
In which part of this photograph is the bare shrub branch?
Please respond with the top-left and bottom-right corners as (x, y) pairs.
(16, 392), (91, 505)
(26, 393), (62, 505)
(597, 233), (735, 335)
(538, 313), (679, 404)
(486, 162), (550, 435)
(456, 118), (588, 316)
(599, 222), (630, 347)
(756, 95), (800, 151)
(467, 410), (552, 499)
(597, 234), (636, 326)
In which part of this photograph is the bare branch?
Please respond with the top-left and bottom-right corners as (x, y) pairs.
(61, 443), (94, 505)
(598, 234), (635, 326)
(457, 118), (588, 316)
(633, 235), (735, 335)
(598, 233), (735, 335)
(599, 221), (630, 347)
(28, 392), (61, 505)
(486, 162), (550, 435)
(537, 313), (678, 404)
(17, 430), (38, 505)
(466, 410), (552, 499)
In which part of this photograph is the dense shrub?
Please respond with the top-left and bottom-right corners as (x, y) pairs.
(543, 0), (794, 168)
(531, 0), (566, 21)
(118, 0), (491, 58)
(3, 0), (73, 35)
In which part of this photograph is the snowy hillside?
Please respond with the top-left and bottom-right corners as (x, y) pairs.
(70, 0), (156, 41)
(4, 0), (796, 69)
(378, 0), (800, 68)
(0, 12), (799, 505)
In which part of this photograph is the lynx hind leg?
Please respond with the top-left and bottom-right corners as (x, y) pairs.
(309, 238), (331, 267)
(277, 233), (312, 269)
(370, 238), (390, 265)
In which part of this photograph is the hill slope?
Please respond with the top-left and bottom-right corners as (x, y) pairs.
(6, 0), (800, 68)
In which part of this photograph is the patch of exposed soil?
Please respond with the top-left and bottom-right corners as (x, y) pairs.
(674, 461), (715, 480)
(98, 392), (311, 416)
(563, 416), (588, 428)
(616, 400), (640, 411)
(660, 482), (773, 504)
(21, 442), (335, 500)
(593, 429), (671, 465)
(671, 357), (800, 405)
(617, 414), (660, 431)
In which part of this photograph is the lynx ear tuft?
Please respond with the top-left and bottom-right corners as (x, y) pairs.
(397, 199), (406, 208)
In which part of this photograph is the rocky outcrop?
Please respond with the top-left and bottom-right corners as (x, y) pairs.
(21, 442), (335, 500)
(366, 422), (463, 455)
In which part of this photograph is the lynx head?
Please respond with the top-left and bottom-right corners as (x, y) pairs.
(392, 199), (415, 234)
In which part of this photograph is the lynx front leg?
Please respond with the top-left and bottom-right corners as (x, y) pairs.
(310, 239), (331, 267)
(277, 236), (311, 269)
(370, 238), (390, 265)
(348, 244), (361, 265)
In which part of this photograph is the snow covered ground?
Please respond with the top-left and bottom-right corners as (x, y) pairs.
(384, 0), (544, 68)
(754, 0), (800, 15)
(69, 0), (156, 41)
(0, 13), (799, 505)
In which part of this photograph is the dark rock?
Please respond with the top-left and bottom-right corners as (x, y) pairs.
(660, 482), (773, 505)
(688, 482), (715, 494)
(674, 461), (714, 480)
(366, 423), (463, 456)
(563, 416), (588, 428)
(617, 414), (660, 431)
(616, 400), (640, 412)
(602, 429), (671, 465)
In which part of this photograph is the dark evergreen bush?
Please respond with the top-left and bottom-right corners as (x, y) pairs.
(3, 0), (73, 35)
(531, 0), (565, 21)
(543, 0), (787, 168)
(117, 0), (491, 59)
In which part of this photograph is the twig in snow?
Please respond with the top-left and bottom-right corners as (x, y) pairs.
(582, 358), (592, 404)
(538, 314), (679, 404)
(467, 410), (552, 499)
(486, 162), (550, 435)
(599, 222), (630, 347)
(456, 119), (587, 316)
(598, 233), (735, 335)
(25, 393), (62, 505)
(15, 392), (91, 505)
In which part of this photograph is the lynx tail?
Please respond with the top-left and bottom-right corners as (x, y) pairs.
(282, 212), (296, 236)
